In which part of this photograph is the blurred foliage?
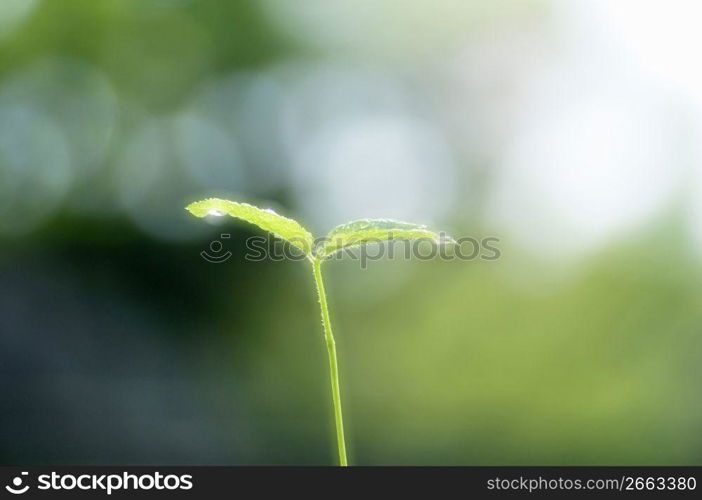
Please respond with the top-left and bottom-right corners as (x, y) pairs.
(236, 226), (702, 464)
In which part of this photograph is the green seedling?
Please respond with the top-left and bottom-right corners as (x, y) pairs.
(186, 198), (453, 466)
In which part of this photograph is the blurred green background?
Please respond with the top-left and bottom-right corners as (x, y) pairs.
(1, 0), (701, 465)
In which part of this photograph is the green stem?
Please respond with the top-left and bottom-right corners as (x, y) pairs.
(312, 257), (348, 466)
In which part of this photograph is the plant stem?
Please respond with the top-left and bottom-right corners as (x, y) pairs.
(312, 257), (348, 466)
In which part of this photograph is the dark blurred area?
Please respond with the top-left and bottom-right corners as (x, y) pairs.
(1, 0), (701, 465)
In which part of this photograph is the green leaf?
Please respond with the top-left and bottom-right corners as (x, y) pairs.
(319, 218), (454, 258)
(186, 198), (314, 255)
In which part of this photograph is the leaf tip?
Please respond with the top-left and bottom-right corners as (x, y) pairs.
(185, 198), (226, 218)
(185, 202), (203, 217)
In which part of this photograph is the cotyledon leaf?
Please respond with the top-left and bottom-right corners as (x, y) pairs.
(186, 198), (314, 255)
(319, 218), (455, 258)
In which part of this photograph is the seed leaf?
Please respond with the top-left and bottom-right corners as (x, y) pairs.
(319, 218), (454, 257)
(186, 198), (314, 254)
